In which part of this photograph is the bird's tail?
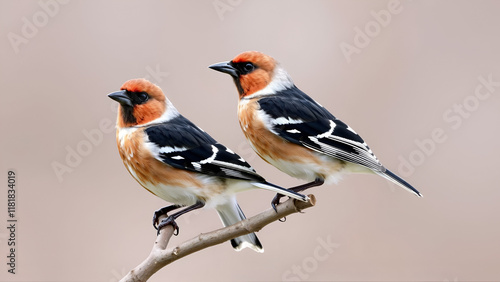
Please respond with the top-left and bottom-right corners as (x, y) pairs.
(216, 197), (264, 253)
(251, 182), (310, 202)
(377, 169), (422, 197)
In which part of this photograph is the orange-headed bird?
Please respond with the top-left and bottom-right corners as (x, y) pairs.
(209, 51), (421, 207)
(108, 78), (308, 252)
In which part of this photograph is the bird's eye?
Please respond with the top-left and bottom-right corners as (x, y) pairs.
(243, 63), (255, 72)
(137, 92), (149, 103)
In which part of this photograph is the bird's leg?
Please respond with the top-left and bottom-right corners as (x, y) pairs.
(271, 178), (324, 212)
(156, 201), (205, 235)
(288, 178), (325, 193)
(152, 204), (183, 230)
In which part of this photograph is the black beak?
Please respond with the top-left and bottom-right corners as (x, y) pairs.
(209, 61), (239, 78)
(108, 90), (133, 107)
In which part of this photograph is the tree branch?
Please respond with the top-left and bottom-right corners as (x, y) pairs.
(121, 194), (316, 282)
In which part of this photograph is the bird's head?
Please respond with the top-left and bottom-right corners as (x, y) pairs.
(108, 78), (170, 128)
(209, 51), (293, 98)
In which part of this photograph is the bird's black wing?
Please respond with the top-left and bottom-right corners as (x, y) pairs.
(257, 87), (384, 172)
(145, 115), (265, 182)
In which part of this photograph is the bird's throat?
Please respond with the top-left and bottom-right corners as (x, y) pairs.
(119, 106), (137, 127)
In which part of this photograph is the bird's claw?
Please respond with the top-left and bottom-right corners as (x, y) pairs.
(271, 193), (284, 213)
(152, 205), (180, 230)
(272, 194), (287, 222)
(153, 211), (162, 230)
(156, 216), (180, 236)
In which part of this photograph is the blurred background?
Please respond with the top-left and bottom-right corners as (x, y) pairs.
(1, 0), (499, 281)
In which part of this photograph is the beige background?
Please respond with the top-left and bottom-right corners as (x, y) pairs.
(1, 1), (500, 281)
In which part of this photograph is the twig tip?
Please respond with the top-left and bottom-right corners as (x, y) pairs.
(308, 194), (316, 206)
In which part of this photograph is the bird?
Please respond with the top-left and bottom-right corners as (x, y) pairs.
(209, 51), (422, 207)
(108, 78), (308, 252)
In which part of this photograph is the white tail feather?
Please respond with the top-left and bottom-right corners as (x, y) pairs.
(216, 197), (263, 253)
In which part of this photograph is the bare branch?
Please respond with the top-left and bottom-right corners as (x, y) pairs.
(121, 195), (316, 282)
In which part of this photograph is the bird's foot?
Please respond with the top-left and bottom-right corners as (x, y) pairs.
(157, 216), (180, 236)
(271, 193), (285, 212)
(152, 205), (181, 230)
(271, 178), (324, 212)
